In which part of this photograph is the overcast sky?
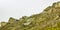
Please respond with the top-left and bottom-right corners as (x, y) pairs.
(0, 0), (60, 22)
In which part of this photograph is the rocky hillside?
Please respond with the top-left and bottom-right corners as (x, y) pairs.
(0, 2), (60, 30)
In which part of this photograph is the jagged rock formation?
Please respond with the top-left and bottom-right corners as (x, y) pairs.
(0, 2), (60, 30)
(1, 22), (7, 27)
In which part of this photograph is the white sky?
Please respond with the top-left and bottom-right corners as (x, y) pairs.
(0, 0), (60, 22)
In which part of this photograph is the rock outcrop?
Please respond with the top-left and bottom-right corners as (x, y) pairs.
(0, 1), (60, 30)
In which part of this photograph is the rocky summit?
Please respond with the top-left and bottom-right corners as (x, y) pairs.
(0, 2), (60, 30)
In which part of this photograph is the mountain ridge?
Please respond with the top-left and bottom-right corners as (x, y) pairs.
(0, 1), (60, 30)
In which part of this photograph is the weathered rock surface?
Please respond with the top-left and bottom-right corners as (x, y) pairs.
(0, 2), (60, 30)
